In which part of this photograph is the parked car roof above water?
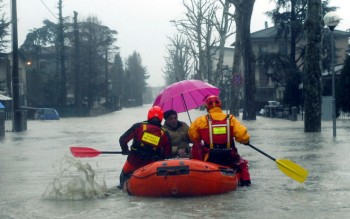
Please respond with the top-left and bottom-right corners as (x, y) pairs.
(34, 108), (60, 120)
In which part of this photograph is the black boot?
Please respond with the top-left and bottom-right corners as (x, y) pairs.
(239, 179), (251, 187)
(117, 171), (130, 189)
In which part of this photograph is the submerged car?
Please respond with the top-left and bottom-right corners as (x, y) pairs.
(34, 108), (60, 120)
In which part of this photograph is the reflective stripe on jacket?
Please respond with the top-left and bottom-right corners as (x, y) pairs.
(198, 114), (231, 149)
(119, 121), (171, 160)
(188, 107), (250, 146)
(131, 122), (164, 158)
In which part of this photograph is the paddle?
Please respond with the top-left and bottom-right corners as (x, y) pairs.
(246, 143), (308, 183)
(70, 146), (123, 158)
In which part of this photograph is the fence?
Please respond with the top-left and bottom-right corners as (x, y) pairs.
(339, 111), (350, 119)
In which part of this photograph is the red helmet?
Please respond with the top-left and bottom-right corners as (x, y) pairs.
(205, 95), (221, 110)
(148, 106), (164, 121)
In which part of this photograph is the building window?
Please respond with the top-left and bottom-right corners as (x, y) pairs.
(40, 61), (47, 70)
(278, 42), (288, 55)
(259, 45), (267, 54)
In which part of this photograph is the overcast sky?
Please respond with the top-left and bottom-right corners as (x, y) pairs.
(8, 0), (350, 87)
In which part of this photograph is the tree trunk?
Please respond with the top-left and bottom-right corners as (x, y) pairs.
(216, 0), (231, 87)
(304, 0), (322, 132)
(242, 0), (256, 120)
(230, 7), (242, 117)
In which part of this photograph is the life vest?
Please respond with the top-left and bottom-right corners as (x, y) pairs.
(198, 114), (234, 150)
(131, 122), (165, 159)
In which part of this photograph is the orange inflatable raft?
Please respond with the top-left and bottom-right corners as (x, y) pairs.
(126, 159), (240, 197)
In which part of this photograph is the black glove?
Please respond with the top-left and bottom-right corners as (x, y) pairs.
(122, 149), (129, 155)
(121, 146), (130, 155)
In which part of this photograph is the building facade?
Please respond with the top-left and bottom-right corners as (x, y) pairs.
(0, 52), (28, 107)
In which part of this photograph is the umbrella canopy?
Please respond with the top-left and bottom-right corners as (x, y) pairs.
(153, 80), (220, 114)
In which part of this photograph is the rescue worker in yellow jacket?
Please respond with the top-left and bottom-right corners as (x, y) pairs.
(188, 95), (251, 186)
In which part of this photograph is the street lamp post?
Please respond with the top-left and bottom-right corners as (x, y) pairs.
(324, 12), (341, 138)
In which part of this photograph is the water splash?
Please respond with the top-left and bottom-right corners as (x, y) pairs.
(42, 155), (107, 200)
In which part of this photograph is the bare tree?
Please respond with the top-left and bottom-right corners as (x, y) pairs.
(163, 34), (193, 85)
(212, 0), (235, 84)
(171, 0), (218, 82)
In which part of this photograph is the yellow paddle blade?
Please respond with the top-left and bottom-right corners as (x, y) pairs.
(276, 159), (309, 183)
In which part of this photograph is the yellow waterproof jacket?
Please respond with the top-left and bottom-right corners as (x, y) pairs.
(188, 107), (250, 145)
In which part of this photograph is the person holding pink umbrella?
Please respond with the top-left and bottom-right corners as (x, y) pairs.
(188, 95), (251, 186)
(163, 110), (191, 158)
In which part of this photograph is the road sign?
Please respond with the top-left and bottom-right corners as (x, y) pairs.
(232, 74), (243, 85)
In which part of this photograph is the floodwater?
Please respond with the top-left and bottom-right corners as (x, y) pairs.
(1, 104), (349, 219)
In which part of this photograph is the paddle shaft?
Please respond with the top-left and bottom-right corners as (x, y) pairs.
(246, 143), (308, 183)
(247, 143), (276, 161)
(99, 151), (123, 154)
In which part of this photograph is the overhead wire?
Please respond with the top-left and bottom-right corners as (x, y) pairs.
(40, 0), (57, 19)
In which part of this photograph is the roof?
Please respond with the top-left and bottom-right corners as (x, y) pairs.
(231, 26), (350, 46)
(250, 27), (278, 39)
(250, 26), (350, 39)
(0, 94), (12, 101)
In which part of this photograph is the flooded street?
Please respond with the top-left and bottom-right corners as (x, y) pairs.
(1, 104), (349, 219)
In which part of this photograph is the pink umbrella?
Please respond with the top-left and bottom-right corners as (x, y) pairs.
(153, 80), (220, 122)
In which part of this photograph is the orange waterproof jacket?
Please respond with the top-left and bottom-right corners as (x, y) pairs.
(188, 107), (250, 146)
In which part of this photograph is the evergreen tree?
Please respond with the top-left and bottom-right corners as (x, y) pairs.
(21, 16), (118, 112)
(0, 0), (10, 52)
(78, 16), (117, 109)
(111, 53), (124, 110)
(124, 51), (149, 106)
(264, 0), (335, 108)
(20, 20), (60, 106)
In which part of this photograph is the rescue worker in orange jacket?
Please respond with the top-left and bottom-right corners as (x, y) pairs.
(188, 95), (251, 186)
(118, 106), (172, 189)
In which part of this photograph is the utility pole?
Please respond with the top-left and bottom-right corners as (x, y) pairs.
(11, 0), (26, 132)
(58, 0), (66, 106)
(105, 49), (109, 109)
(73, 11), (82, 116)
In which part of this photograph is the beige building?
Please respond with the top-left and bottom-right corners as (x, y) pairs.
(226, 26), (350, 105)
(210, 46), (235, 69)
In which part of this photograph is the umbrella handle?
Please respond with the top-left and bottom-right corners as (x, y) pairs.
(180, 93), (192, 123)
